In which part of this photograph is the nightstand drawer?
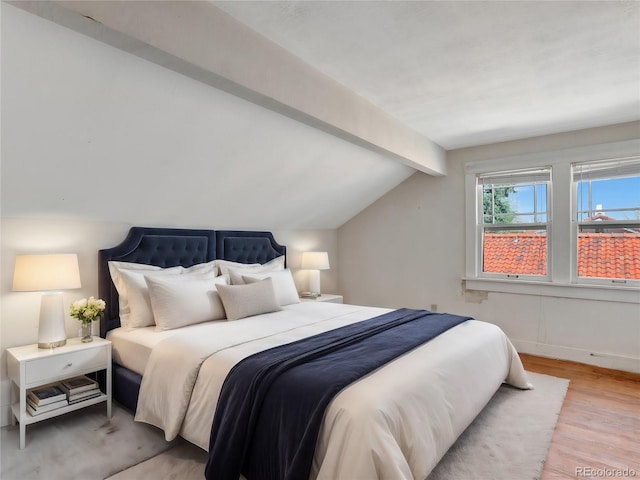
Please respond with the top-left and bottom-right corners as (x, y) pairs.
(25, 347), (108, 385)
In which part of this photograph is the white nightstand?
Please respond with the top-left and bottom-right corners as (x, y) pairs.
(300, 294), (343, 304)
(6, 337), (112, 449)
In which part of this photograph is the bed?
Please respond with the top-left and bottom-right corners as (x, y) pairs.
(99, 227), (531, 480)
(99, 228), (286, 408)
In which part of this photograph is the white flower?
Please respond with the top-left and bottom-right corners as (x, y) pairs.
(69, 296), (106, 325)
(73, 298), (87, 309)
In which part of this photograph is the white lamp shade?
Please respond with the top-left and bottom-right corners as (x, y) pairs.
(13, 254), (81, 291)
(13, 254), (81, 349)
(301, 252), (330, 271)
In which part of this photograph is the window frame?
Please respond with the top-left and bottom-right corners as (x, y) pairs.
(464, 139), (640, 304)
(570, 157), (640, 288)
(476, 167), (552, 281)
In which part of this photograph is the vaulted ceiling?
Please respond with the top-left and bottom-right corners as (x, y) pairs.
(215, 1), (640, 149)
(4, 1), (639, 230)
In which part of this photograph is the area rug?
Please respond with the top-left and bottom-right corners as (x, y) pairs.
(428, 372), (568, 480)
(0, 403), (177, 480)
(107, 371), (568, 480)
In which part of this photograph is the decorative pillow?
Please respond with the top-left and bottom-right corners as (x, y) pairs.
(216, 278), (281, 320)
(121, 270), (218, 328)
(217, 256), (285, 276)
(108, 261), (183, 327)
(241, 269), (300, 306)
(146, 275), (228, 330)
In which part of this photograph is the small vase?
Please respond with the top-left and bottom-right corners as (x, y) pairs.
(80, 323), (93, 342)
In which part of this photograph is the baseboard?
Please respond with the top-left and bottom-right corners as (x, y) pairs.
(513, 339), (640, 374)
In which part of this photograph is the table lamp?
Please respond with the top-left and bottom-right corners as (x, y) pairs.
(13, 254), (81, 348)
(301, 251), (330, 298)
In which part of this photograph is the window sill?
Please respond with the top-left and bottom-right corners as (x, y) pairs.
(463, 277), (640, 304)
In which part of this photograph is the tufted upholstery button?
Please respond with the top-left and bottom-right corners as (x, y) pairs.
(122, 236), (209, 268)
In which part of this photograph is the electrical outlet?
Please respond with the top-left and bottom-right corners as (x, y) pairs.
(430, 304), (438, 312)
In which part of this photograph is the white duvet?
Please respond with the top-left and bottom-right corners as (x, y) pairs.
(135, 302), (531, 480)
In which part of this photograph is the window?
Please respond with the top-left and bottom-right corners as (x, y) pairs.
(477, 168), (551, 279)
(465, 143), (640, 302)
(573, 158), (640, 285)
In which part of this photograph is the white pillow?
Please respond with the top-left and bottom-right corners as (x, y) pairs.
(182, 260), (218, 276)
(108, 261), (183, 327)
(227, 266), (271, 285)
(217, 256), (285, 276)
(262, 255), (286, 270)
(216, 260), (260, 277)
(146, 275), (228, 330)
(241, 269), (300, 306)
(121, 270), (219, 329)
(217, 278), (281, 320)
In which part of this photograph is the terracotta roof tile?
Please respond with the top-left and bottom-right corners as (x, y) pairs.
(578, 233), (640, 279)
(483, 233), (640, 279)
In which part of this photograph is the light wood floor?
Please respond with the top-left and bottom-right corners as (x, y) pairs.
(519, 354), (640, 479)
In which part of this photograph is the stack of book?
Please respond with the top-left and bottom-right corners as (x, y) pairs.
(27, 385), (68, 416)
(60, 376), (101, 404)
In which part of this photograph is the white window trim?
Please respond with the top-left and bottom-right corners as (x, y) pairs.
(464, 139), (640, 304)
(476, 167), (552, 282)
(462, 276), (640, 303)
(571, 157), (640, 288)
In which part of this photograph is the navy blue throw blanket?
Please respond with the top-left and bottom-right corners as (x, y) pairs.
(205, 308), (471, 480)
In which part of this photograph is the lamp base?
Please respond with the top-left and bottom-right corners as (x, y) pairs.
(37, 293), (67, 349)
(38, 338), (67, 349)
(300, 292), (321, 299)
(308, 270), (321, 297)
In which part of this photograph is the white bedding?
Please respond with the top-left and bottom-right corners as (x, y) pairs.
(107, 326), (161, 376)
(133, 302), (531, 479)
(106, 321), (227, 376)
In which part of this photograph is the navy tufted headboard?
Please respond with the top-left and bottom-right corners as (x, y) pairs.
(216, 230), (285, 264)
(98, 227), (286, 337)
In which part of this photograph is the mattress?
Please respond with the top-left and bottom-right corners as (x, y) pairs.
(107, 320), (223, 375)
(105, 302), (353, 376)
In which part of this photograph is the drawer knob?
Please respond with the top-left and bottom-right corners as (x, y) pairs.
(64, 363), (72, 368)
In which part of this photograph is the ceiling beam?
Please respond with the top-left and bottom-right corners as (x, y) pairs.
(11, 0), (446, 176)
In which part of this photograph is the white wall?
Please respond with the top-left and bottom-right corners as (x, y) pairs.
(0, 4), (354, 426)
(1, 4), (413, 230)
(338, 122), (640, 374)
(11, 1), (446, 175)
